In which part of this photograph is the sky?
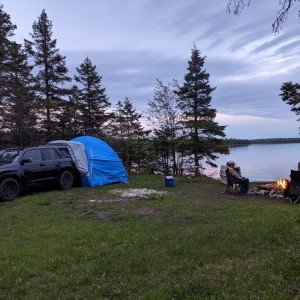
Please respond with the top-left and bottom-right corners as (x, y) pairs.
(1, 0), (300, 139)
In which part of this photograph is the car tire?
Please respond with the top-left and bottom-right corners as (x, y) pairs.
(0, 178), (20, 202)
(59, 171), (74, 190)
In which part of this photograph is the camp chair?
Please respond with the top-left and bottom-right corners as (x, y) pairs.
(225, 168), (241, 194)
(285, 170), (300, 204)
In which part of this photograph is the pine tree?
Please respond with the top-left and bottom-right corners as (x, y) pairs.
(56, 85), (83, 140)
(2, 42), (37, 146)
(0, 4), (17, 146)
(0, 4), (16, 94)
(24, 9), (71, 142)
(74, 57), (111, 137)
(176, 46), (229, 175)
(110, 97), (149, 172)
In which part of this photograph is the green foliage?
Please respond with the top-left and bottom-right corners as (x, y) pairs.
(0, 4), (17, 147)
(2, 43), (38, 147)
(0, 175), (299, 299)
(108, 97), (150, 172)
(176, 45), (229, 172)
(147, 80), (180, 175)
(74, 57), (111, 137)
(280, 81), (300, 121)
(24, 9), (71, 142)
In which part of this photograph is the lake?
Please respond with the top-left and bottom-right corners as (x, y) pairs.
(202, 143), (300, 182)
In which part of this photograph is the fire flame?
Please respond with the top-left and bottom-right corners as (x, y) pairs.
(276, 179), (288, 190)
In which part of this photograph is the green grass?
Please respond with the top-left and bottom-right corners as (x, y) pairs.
(0, 174), (299, 299)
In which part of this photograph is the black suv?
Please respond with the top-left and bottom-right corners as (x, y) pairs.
(0, 145), (78, 202)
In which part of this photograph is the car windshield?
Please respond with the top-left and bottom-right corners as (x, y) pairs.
(0, 149), (21, 164)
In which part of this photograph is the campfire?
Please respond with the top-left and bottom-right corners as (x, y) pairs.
(276, 178), (289, 190)
(249, 178), (290, 199)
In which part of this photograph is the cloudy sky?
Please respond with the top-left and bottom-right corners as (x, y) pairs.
(2, 0), (300, 139)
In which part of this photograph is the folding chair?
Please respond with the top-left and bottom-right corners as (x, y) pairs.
(225, 168), (241, 194)
(285, 170), (300, 204)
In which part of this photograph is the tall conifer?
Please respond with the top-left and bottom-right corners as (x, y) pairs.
(110, 98), (149, 172)
(0, 4), (17, 146)
(25, 9), (71, 142)
(2, 43), (37, 146)
(74, 57), (111, 136)
(0, 5), (37, 146)
(176, 46), (228, 174)
(0, 4), (16, 97)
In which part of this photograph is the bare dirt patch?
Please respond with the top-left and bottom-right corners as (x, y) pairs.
(91, 189), (168, 222)
(88, 188), (168, 205)
(110, 188), (168, 198)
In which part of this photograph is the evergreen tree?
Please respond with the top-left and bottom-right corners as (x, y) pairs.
(74, 57), (111, 137)
(25, 9), (71, 142)
(2, 42), (37, 146)
(0, 4), (16, 99)
(57, 85), (83, 139)
(147, 79), (180, 175)
(176, 46), (229, 175)
(110, 97), (149, 173)
(0, 4), (17, 146)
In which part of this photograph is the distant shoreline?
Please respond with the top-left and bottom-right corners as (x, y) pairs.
(225, 138), (300, 147)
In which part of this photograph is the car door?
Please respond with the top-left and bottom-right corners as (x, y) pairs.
(40, 148), (61, 182)
(20, 149), (49, 186)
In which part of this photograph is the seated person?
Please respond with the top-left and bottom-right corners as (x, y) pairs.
(226, 160), (249, 193)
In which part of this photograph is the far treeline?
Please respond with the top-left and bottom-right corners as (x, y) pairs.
(225, 138), (300, 146)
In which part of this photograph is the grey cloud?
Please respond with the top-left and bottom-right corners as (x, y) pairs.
(63, 41), (298, 121)
(64, 49), (186, 108)
(274, 38), (300, 56)
(213, 78), (291, 118)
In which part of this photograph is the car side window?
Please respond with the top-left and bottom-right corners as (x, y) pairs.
(54, 150), (61, 159)
(58, 148), (71, 158)
(42, 149), (55, 160)
(22, 149), (42, 161)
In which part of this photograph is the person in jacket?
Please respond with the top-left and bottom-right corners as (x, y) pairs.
(226, 160), (249, 193)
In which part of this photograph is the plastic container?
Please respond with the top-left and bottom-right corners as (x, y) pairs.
(165, 176), (174, 187)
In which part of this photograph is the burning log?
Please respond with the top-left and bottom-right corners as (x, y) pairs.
(276, 178), (289, 190)
(248, 179), (289, 199)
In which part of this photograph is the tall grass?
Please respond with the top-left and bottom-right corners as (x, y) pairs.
(0, 174), (299, 299)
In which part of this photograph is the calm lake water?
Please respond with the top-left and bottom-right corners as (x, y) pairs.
(203, 143), (300, 182)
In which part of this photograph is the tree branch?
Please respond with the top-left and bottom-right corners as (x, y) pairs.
(227, 0), (299, 34)
(273, 0), (295, 34)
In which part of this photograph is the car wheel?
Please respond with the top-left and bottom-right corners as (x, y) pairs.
(0, 178), (20, 202)
(59, 171), (74, 190)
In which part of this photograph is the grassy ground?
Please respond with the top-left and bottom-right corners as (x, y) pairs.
(0, 174), (299, 300)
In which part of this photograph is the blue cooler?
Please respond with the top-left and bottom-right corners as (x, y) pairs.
(165, 176), (174, 187)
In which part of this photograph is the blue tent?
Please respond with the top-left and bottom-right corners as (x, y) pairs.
(71, 136), (128, 187)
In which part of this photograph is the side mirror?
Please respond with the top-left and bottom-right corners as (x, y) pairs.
(21, 158), (32, 165)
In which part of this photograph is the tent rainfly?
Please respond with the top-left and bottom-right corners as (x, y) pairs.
(71, 136), (128, 187)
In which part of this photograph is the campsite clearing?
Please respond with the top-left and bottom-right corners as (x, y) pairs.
(0, 174), (299, 299)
